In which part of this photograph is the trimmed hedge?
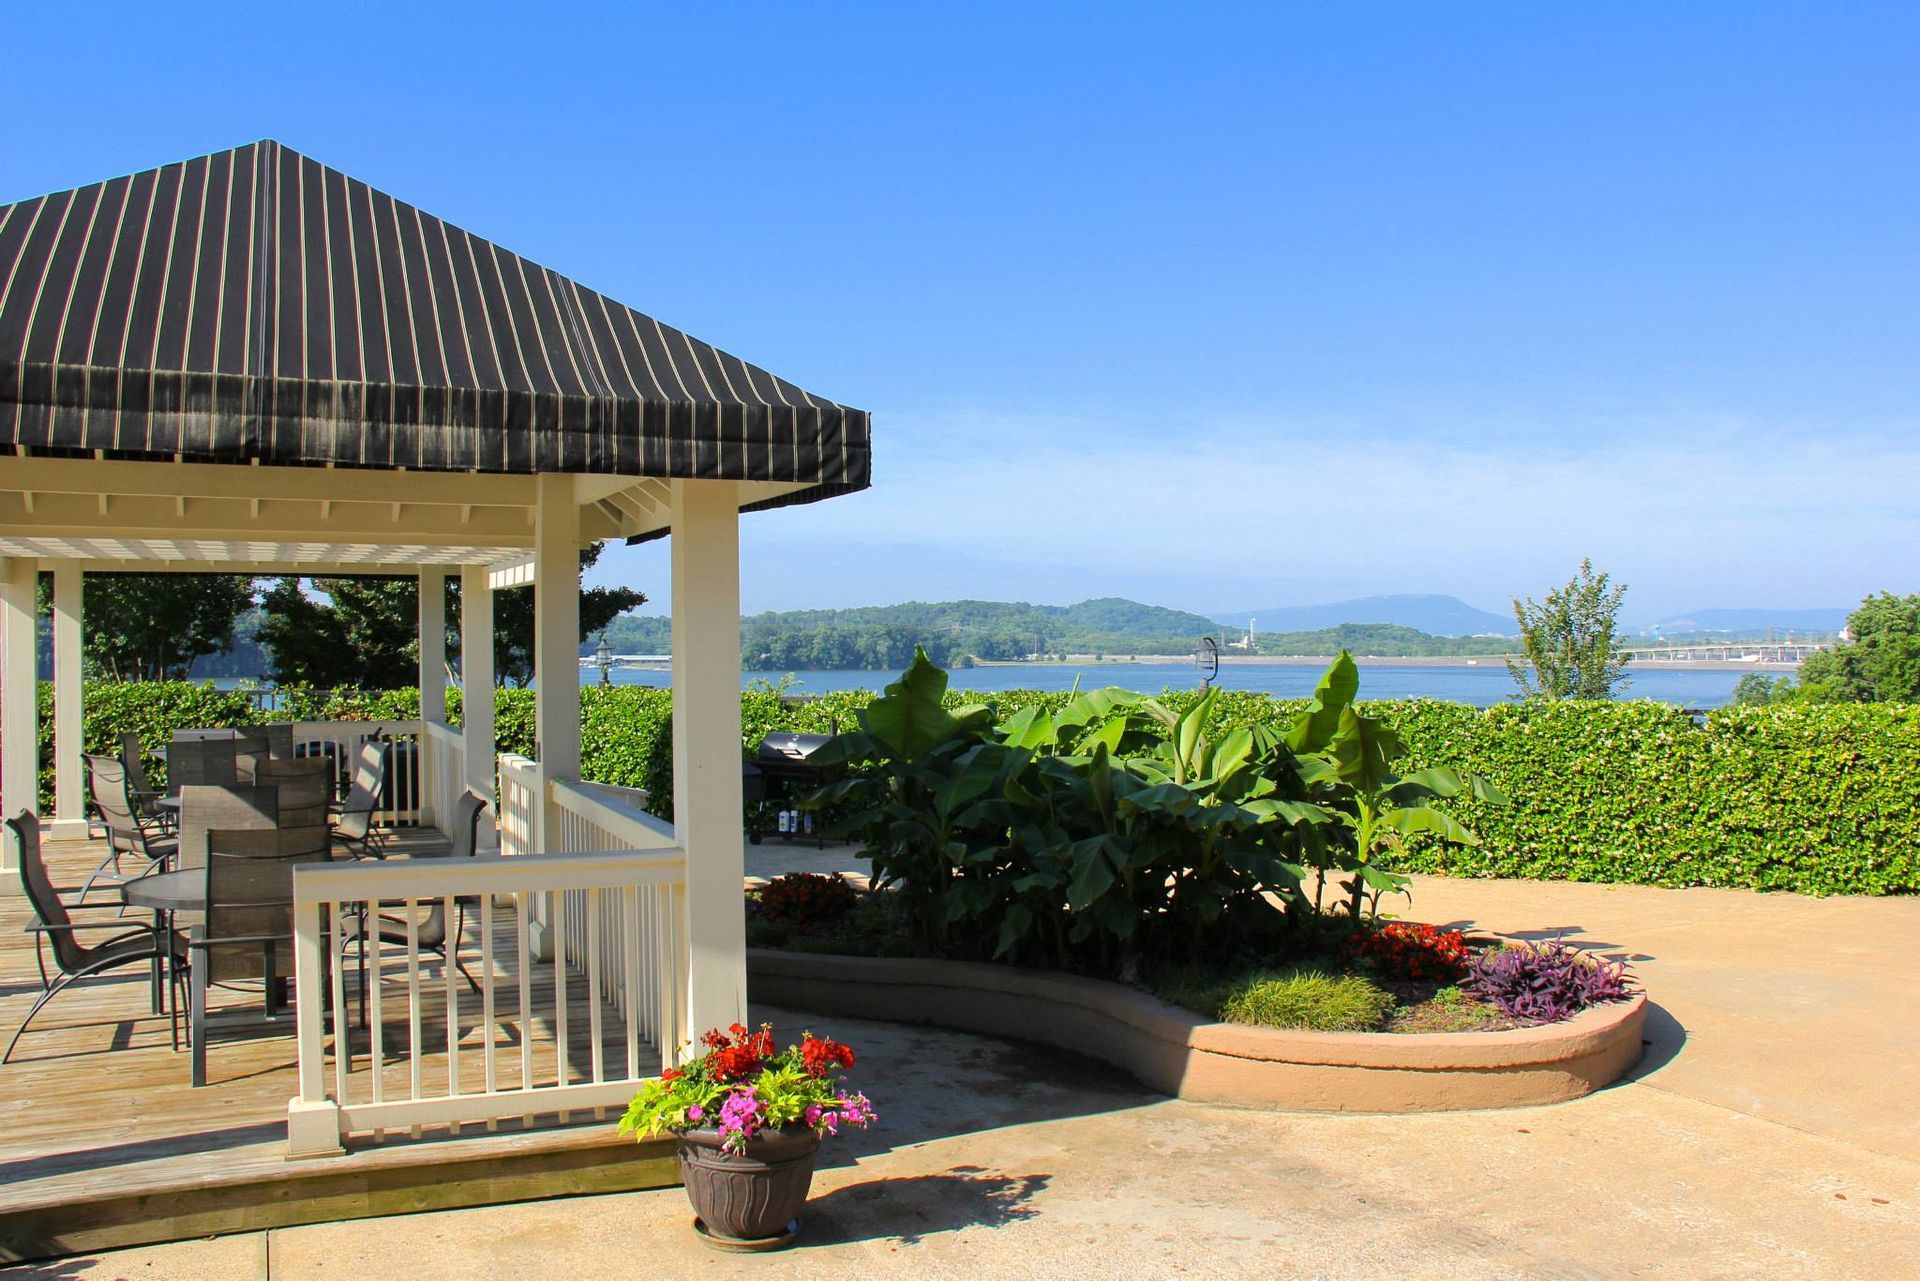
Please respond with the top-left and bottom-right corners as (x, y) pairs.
(32, 681), (1920, 896)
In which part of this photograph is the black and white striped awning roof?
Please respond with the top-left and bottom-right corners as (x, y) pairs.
(0, 140), (870, 511)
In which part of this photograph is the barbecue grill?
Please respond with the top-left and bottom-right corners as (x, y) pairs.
(745, 731), (837, 847)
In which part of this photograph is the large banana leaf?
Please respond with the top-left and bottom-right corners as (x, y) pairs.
(1376, 804), (1476, 845)
(860, 648), (991, 758)
(1286, 651), (1359, 754)
(1328, 706), (1404, 795)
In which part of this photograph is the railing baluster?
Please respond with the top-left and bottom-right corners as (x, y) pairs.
(517, 890), (533, 1105)
(482, 890), (497, 1131)
(406, 903), (423, 1139)
(587, 888), (605, 1103)
(624, 885), (642, 1076)
(444, 894), (460, 1124)
(329, 901), (348, 1105)
(554, 888), (570, 1122)
(367, 893), (385, 1140)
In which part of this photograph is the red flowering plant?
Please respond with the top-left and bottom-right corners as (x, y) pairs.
(618, 1023), (874, 1155)
(752, 872), (860, 927)
(1345, 922), (1472, 984)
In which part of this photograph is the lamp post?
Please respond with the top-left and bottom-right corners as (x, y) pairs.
(1195, 635), (1219, 692)
(594, 636), (613, 686)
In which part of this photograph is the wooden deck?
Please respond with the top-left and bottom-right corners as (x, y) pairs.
(0, 830), (676, 1263)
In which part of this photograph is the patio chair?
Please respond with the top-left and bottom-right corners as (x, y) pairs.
(118, 733), (175, 834)
(166, 736), (239, 794)
(253, 757), (332, 829)
(80, 754), (178, 901)
(174, 784), (279, 873)
(331, 740), (391, 861)
(4, 811), (187, 1064)
(352, 789), (492, 997)
(188, 825), (332, 1087)
(263, 722), (295, 760)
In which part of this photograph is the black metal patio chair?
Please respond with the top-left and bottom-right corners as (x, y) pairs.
(3, 811), (186, 1064)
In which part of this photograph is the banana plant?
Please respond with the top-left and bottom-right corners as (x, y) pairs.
(1287, 651), (1507, 920)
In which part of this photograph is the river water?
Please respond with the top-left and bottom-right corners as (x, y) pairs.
(591, 661), (1753, 708)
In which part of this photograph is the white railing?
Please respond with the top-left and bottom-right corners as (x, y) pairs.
(419, 719), (466, 829)
(290, 719), (424, 826)
(547, 779), (680, 1044)
(498, 753), (542, 859)
(289, 846), (688, 1156)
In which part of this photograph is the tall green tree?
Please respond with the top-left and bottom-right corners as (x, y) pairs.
(257, 576), (426, 688)
(1508, 558), (1630, 700)
(42, 573), (257, 681)
(1792, 593), (1920, 702)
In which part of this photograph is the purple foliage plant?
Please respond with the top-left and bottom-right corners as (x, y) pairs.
(1464, 937), (1633, 1024)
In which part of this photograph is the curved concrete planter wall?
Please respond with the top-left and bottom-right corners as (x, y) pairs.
(749, 949), (1646, 1113)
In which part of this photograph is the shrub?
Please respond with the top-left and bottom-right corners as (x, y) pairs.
(1463, 939), (1633, 1023)
(1218, 969), (1396, 1032)
(1346, 922), (1471, 984)
(753, 873), (860, 926)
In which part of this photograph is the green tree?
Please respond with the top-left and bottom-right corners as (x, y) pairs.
(1508, 558), (1630, 700)
(1731, 672), (1794, 706)
(1793, 593), (1920, 702)
(46, 573), (257, 681)
(257, 576), (427, 688)
(262, 546), (643, 689)
(452, 543), (645, 687)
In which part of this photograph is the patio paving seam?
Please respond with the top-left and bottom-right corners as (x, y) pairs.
(1624, 1077), (1920, 1168)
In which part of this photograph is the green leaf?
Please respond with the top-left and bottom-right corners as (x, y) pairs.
(1377, 805), (1476, 846)
(1286, 651), (1359, 753)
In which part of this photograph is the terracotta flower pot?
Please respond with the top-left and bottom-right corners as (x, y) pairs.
(676, 1124), (821, 1249)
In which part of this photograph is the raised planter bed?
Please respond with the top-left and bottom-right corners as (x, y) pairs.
(748, 948), (1647, 1113)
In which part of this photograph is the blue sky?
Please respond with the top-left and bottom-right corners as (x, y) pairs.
(7, 3), (1915, 622)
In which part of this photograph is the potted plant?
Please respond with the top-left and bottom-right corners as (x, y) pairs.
(619, 1023), (875, 1251)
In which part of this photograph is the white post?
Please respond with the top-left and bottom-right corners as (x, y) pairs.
(530, 475), (580, 957)
(670, 480), (746, 1039)
(416, 568), (447, 828)
(418, 569), (447, 725)
(0, 557), (37, 891)
(51, 563), (87, 839)
(460, 563), (496, 851)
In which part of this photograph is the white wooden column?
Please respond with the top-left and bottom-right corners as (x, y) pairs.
(670, 479), (746, 1039)
(50, 563), (87, 839)
(533, 475), (581, 789)
(460, 563), (497, 851)
(416, 568), (448, 827)
(0, 557), (37, 891)
(418, 568), (447, 724)
(529, 476), (579, 957)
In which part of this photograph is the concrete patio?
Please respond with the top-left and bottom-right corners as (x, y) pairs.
(11, 872), (1918, 1280)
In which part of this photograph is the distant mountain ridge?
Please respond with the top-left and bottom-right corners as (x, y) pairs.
(1214, 594), (1515, 637)
(1638, 607), (1848, 636)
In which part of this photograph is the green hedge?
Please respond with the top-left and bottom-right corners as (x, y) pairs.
(33, 681), (1920, 896)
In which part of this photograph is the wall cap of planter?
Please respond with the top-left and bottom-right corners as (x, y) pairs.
(748, 949), (1648, 1113)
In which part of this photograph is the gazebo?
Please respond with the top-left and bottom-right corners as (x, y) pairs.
(0, 141), (870, 1155)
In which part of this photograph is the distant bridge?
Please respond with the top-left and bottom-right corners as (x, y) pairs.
(1622, 642), (1829, 664)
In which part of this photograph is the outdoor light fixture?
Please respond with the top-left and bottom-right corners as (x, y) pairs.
(1195, 636), (1219, 692)
(595, 637), (613, 685)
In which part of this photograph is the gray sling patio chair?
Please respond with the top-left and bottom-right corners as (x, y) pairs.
(118, 733), (175, 834)
(166, 736), (239, 794)
(263, 722), (295, 760)
(4, 811), (187, 1064)
(252, 757), (332, 830)
(331, 739), (391, 861)
(174, 784), (280, 874)
(80, 754), (179, 901)
(188, 825), (331, 1087)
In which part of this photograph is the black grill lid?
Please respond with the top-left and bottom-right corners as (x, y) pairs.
(757, 733), (834, 764)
